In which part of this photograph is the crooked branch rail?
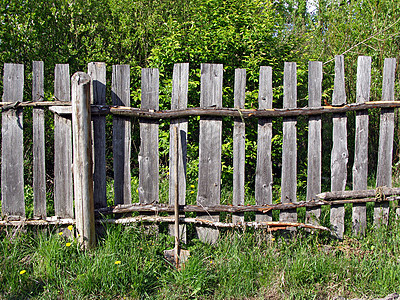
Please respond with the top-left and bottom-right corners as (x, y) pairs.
(0, 56), (399, 246)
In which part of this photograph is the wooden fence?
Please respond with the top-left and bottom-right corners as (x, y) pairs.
(1, 56), (400, 247)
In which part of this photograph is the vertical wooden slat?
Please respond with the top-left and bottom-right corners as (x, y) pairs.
(72, 72), (95, 249)
(169, 63), (189, 242)
(197, 63), (223, 244)
(255, 66), (273, 222)
(280, 62), (297, 222)
(139, 68), (160, 204)
(232, 69), (246, 224)
(54, 64), (73, 218)
(330, 55), (348, 239)
(88, 62), (107, 209)
(352, 56), (371, 235)
(1, 63), (25, 217)
(306, 61), (322, 225)
(375, 58), (396, 225)
(32, 61), (46, 218)
(112, 65), (131, 205)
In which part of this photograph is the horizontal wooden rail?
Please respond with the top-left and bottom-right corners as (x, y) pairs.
(45, 101), (400, 118)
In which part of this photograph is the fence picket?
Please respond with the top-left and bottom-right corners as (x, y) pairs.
(169, 63), (189, 242)
(88, 62), (107, 209)
(280, 62), (297, 223)
(197, 63), (223, 243)
(375, 58), (396, 225)
(330, 55), (348, 239)
(352, 56), (371, 235)
(233, 69), (246, 224)
(139, 68), (160, 204)
(32, 61), (46, 218)
(1, 63), (25, 217)
(306, 61), (322, 225)
(255, 66), (273, 222)
(54, 64), (73, 218)
(112, 65), (131, 205)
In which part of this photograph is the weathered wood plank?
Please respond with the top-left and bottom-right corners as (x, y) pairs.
(330, 55), (348, 239)
(72, 72), (95, 249)
(255, 66), (273, 222)
(280, 62), (297, 223)
(139, 68), (159, 204)
(1, 63), (25, 217)
(112, 65), (131, 205)
(169, 63), (189, 241)
(54, 64), (73, 218)
(233, 68), (246, 224)
(375, 58), (396, 225)
(352, 56), (371, 235)
(32, 61), (46, 218)
(306, 61), (322, 225)
(196, 63), (223, 243)
(88, 62), (107, 209)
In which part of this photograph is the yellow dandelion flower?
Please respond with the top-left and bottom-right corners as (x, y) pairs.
(66, 243), (72, 247)
(59, 232), (63, 236)
(136, 189), (139, 194)
(190, 184), (195, 189)
(271, 238), (275, 242)
(115, 260), (121, 265)
(68, 225), (73, 231)
(190, 191), (194, 194)
(19, 270), (26, 275)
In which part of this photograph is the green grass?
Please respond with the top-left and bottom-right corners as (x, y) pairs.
(1, 220), (400, 300)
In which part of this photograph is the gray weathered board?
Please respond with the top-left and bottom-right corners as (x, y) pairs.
(112, 65), (131, 205)
(352, 56), (371, 235)
(1, 63), (25, 217)
(280, 62), (297, 223)
(168, 63), (189, 242)
(306, 61), (322, 225)
(88, 62), (107, 209)
(197, 63), (223, 244)
(139, 68), (160, 204)
(255, 66), (273, 222)
(32, 61), (46, 218)
(232, 68), (246, 224)
(330, 55), (348, 240)
(71, 72), (95, 248)
(375, 58), (396, 225)
(54, 64), (73, 218)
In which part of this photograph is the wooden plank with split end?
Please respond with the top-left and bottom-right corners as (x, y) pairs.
(1, 63), (25, 217)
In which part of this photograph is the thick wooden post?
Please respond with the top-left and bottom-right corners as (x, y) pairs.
(1, 63), (25, 218)
(280, 62), (297, 223)
(330, 55), (348, 239)
(306, 61), (322, 225)
(255, 66), (273, 222)
(72, 72), (95, 249)
(352, 56), (371, 235)
(233, 68), (246, 224)
(375, 58), (396, 225)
